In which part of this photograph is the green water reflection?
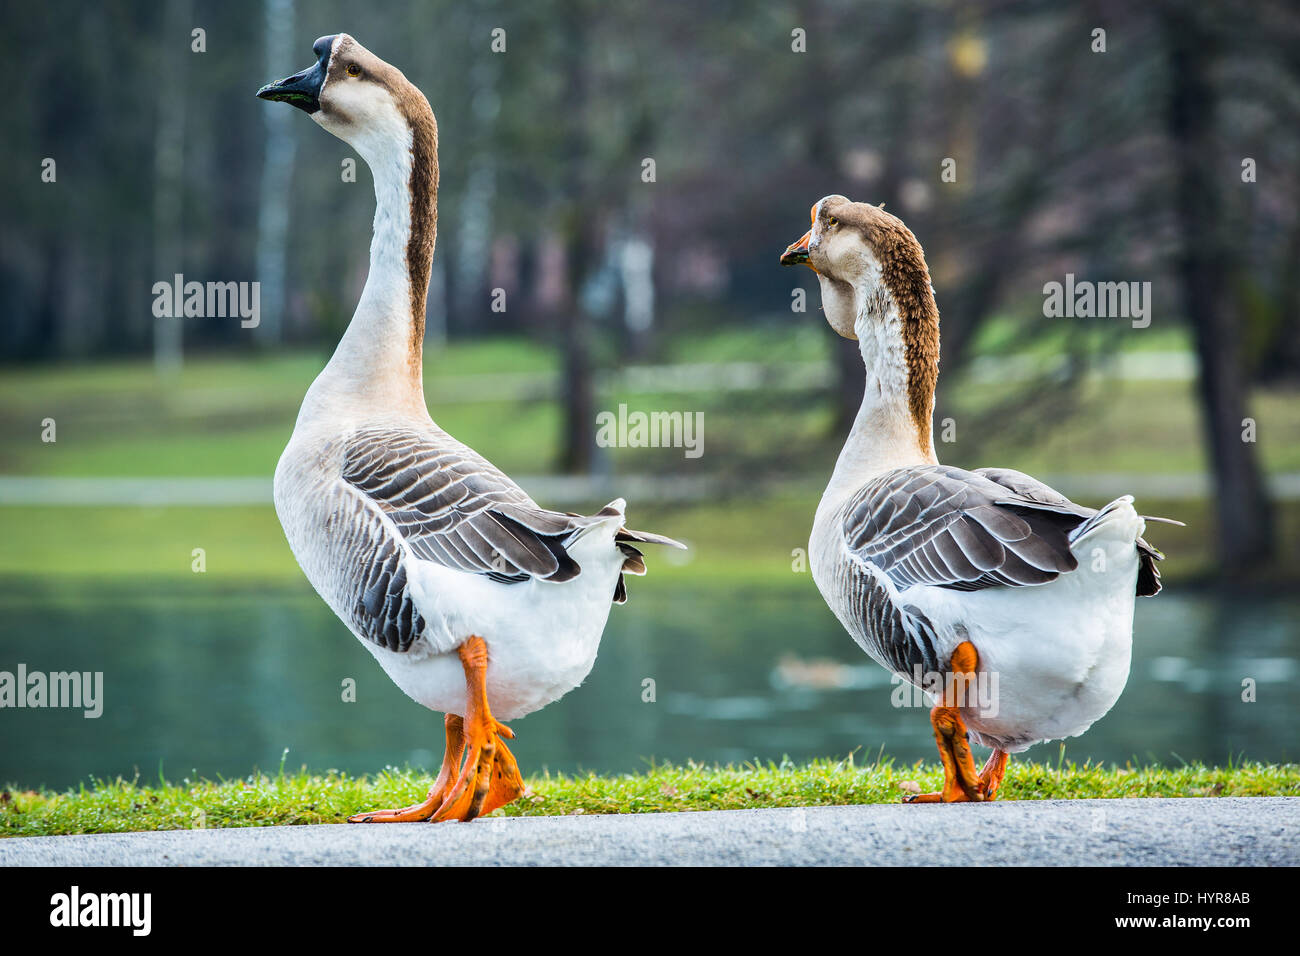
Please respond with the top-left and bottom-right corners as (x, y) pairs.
(0, 582), (1295, 789)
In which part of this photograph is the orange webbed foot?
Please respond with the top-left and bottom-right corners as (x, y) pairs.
(904, 748), (1010, 804)
(429, 637), (525, 823)
(480, 732), (525, 817)
(349, 714), (465, 823)
(978, 749), (1009, 801)
(348, 793), (443, 824)
(902, 641), (988, 805)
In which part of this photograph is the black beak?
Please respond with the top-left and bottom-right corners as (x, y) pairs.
(256, 36), (334, 114)
(780, 230), (813, 267)
(256, 61), (325, 113)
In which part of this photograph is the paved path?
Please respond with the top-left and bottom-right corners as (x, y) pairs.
(2, 798), (1295, 866)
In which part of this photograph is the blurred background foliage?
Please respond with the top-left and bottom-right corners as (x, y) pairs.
(1, 0), (1299, 784)
(3, 0), (1297, 572)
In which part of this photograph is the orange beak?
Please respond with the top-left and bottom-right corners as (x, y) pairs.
(780, 230), (812, 267)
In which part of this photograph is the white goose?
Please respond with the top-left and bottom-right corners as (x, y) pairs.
(258, 34), (682, 823)
(781, 196), (1174, 802)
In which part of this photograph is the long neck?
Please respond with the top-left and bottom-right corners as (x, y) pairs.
(824, 279), (938, 502)
(308, 115), (438, 419)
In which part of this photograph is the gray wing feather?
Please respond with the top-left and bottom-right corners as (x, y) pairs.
(844, 465), (1082, 593)
(823, 555), (943, 679)
(833, 464), (1168, 675)
(322, 485), (427, 653)
(343, 427), (598, 585)
(317, 427), (682, 654)
(976, 465), (1165, 596)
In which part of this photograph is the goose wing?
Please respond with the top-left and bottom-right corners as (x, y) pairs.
(834, 465), (1085, 676)
(842, 464), (1085, 592)
(342, 426), (606, 585)
(973, 466), (1166, 596)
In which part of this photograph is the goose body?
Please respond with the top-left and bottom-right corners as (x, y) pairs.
(274, 416), (633, 722)
(811, 465), (1148, 753)
(260, 34), (679, 821)
(783, 196), (1170, 799)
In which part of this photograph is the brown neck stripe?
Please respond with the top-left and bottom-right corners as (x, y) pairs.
(876, 230), (939, 457)
(402, 104), (438, 376)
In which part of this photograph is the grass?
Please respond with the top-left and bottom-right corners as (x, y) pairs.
(4, 756), (1296, 837)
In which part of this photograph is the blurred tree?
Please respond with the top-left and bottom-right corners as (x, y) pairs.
(152, 0), (191, 373)
(1, 0), (1296, 579)
(254, 0), (297, 348)
(1162, 2), (1274, 571)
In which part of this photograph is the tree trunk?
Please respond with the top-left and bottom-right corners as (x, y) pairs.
(254, 0), (295, 347)
(1165, 5), (1274, 571)
(556, 4), (596, 474)
(151, 0), (190, 374)
(559, 220), (598, 474)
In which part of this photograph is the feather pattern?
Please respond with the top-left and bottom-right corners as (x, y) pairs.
(842, 464), (1163, 595)
(310, 425), (685, 658)
(342, 426), (608, 585)
(844, 465), (1079, 592)
(818, 464), (1169, 687)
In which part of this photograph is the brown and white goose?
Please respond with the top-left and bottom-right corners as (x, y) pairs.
(781, 196), (1174, 802)
(258, 35), (681, 823)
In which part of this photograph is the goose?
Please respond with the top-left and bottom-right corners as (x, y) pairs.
(780, 196), (1175, 802)
(257, 34), (683, 823)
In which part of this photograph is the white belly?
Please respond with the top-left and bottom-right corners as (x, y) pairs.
(904, 517), (1141, 753)
(361, 528), (624, 721)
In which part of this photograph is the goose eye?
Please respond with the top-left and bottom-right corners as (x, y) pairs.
(346, 63), (362, 77)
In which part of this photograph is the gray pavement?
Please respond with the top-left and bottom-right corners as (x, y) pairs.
(2, 798), (1295, 866)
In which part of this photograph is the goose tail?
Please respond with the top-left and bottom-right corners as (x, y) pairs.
(601, 503), (687, 605)
(1069, 495), (1170, 598)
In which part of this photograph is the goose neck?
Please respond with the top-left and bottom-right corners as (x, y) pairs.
(310, 119), (438, 418)
(823, 279), (938, 503)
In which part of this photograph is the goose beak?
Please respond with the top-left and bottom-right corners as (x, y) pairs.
(780, 230), (813, 267)
(256, 60), (326, 114)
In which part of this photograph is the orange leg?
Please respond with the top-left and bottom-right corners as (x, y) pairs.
(904, 641), (986, 804)
(430, 636), (524, 822)
(978, 748), (1009, 800)
(348, 714), (466, 823)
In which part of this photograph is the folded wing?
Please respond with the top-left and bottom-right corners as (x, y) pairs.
(343, 427), (605, 585)
(843, 464), (1163, 596)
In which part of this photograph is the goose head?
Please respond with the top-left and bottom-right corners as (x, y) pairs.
(257, 35), (439, 383)
(780, 195), (934, 343)
(781, 195), (941, 457)
(257, 34), (435, 168)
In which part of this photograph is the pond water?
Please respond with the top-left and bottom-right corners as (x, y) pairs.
(1, 582), (1295, 790)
